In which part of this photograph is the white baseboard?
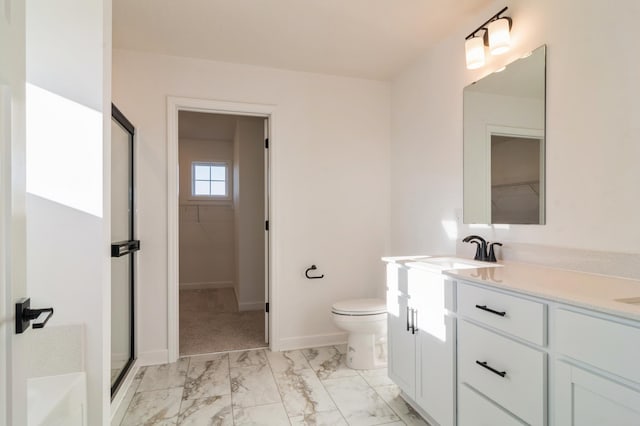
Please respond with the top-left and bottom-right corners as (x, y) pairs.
(179, 281), (233, 290)
(137, 349), (169, 366)
(275, 332), (348, 351)
(239, 301), (264, 311)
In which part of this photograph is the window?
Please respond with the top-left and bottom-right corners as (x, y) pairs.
(192, 161), (229, 198)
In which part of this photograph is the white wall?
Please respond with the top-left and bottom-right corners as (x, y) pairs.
(234, 118), (265, 311)
(179, 138), (235, 288)
(113, 49), (390, 354)
(25, 1), (111, 425)
(391, 0), (640, 260)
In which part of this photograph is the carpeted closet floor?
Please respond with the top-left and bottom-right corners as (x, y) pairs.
(179, 288), (266, 356)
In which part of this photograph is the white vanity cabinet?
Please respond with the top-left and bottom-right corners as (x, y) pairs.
(386, 258), (640, 426)
(455, 278), (640, 426)
(554, 309), (640, 425)
(385, 262), (457, 426)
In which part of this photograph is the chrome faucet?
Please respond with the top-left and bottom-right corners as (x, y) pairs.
(462, 235), (502, 262)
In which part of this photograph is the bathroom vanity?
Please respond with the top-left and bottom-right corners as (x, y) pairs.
(383, 256), (640, 426)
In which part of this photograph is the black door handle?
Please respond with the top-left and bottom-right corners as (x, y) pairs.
(475, 304), (506, 317)
(25, 307), (54, 329)
(15, 298), (54, 333)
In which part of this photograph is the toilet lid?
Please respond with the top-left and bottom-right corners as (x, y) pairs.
(331, 298), (387, 315)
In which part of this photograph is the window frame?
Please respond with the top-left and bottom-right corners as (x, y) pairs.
(190, 161), (231, 200)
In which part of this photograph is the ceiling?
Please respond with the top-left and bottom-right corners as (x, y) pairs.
(113, 0), (492, 81)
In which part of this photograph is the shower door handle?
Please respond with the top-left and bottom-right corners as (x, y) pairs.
(111, 240), (140, 257)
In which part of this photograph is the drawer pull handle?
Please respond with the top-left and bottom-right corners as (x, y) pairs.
(475, 304), (506, 317)
(476, 360), (506, 377)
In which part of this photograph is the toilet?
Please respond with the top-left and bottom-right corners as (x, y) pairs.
(331, 298), (387, 370)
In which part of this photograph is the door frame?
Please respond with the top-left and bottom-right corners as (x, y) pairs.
(485, 124), (545, 224)
(166, 96), (277, 362)
(0, 83), (17, 426)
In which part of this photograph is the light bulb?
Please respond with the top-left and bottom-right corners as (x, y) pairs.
(488, 18), (511, 55)
(465, 36), (485, 70)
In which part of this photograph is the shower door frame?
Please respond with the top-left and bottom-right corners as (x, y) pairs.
(110, 103), (137, 397)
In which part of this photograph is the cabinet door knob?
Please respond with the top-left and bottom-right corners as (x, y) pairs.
(475, 304), (506, 317)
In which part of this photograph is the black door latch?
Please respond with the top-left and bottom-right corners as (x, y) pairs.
(15, 298), (54, 334)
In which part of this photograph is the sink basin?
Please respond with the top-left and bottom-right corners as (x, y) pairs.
(614, 297), (640, 305)
(408, 256), (503, 271)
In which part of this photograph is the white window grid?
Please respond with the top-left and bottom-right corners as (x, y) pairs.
(191, 161), (230, 199)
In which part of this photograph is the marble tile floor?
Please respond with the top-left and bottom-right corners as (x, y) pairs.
(117, 345), (430, 426)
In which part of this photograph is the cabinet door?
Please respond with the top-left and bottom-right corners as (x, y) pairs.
(412, 269), (456, 426)
(556, 361), (640, 426)
(386, 264), (415, 396)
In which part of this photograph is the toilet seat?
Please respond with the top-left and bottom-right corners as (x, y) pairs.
(331, 298), (386, 316)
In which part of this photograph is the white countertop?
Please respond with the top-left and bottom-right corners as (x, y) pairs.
(384, 256), (640, 321)
(445, 261), (640, 321)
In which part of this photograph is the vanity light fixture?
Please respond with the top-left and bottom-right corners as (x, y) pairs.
(465, 6), (513, 70)
(465, 36), (486, 69)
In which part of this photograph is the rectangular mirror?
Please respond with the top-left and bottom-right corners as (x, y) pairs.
(463, 45), (546, 224)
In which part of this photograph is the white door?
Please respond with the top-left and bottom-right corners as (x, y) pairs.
(1, 2), (28, 425)
(385, 264), (416, 396)
(413, 269), (456, 426)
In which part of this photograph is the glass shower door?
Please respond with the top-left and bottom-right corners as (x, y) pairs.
(110, 104), (138, 396)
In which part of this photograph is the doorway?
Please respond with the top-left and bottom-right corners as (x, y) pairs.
(170, 103), (271, 358)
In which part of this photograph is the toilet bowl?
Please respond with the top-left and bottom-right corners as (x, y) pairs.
(331, 298), (387, 370)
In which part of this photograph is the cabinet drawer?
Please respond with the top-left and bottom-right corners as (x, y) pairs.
(458, 320), (546, 426)
(458, 282), (546, 345)
(555, 309), (640, 384)
(458, 384), (526, 426)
